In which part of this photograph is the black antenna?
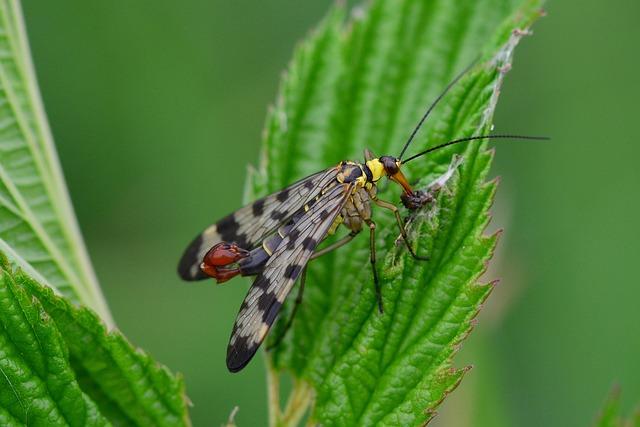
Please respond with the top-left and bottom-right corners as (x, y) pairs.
(398, 58), (479, 160)
(402, 134), (549, 164)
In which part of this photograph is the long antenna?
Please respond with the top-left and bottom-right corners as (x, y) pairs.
(398, 58), (479, 160)
(402, 134), (550, 164)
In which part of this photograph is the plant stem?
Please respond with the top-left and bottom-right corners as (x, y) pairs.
(280, 380), (313, 427)
(267, 358), (282, 427)
(267, 357), (314, 427)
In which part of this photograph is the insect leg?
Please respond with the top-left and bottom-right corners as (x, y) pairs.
(374, 198), (429, 261)
(365, 219), (384, 314)
(266, 231), (360, 351)
(311, 230), (359, 260)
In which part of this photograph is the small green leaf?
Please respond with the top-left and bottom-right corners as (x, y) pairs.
(250, 0), (545, 425)
(0, 0), (111, 323)
(0, 263), (106, 425)
(594, 388), (640, 427)
(0, 256), (190, 426)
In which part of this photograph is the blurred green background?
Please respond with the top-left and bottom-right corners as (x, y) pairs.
(21, 0), (639, 426)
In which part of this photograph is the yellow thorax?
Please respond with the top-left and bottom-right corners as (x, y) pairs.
(365, 158), (385, 182)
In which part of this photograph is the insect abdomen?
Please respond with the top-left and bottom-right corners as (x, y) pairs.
(202, 207), (309, 280)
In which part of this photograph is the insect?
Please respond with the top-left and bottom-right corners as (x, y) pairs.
(177, 64), (547, 372)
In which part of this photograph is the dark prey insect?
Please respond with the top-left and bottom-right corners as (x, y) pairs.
(177, 64), (547, 372)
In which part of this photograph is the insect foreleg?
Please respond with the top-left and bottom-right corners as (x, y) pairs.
(374, 198), (429, 261)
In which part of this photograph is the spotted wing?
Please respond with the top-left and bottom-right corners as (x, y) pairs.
(226, 181), (354, 372)
(178, 168), (338, 280)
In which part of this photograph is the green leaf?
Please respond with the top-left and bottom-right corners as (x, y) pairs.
(248, 0), (545, 425)
(594, 388), (640, 427)
(0, 255), (190, 426)
(0, 0), (190, 426)
(0, 2), (191, 424)
(0, 0), (111, 323)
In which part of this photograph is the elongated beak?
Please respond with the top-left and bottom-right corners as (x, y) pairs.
(390, 170), (413, 195)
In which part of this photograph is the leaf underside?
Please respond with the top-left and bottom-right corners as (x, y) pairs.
(247, 0), (544, 425)
(0, 0), (111, 322)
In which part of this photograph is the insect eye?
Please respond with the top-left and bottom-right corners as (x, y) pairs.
(380, 156), (399, 175)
